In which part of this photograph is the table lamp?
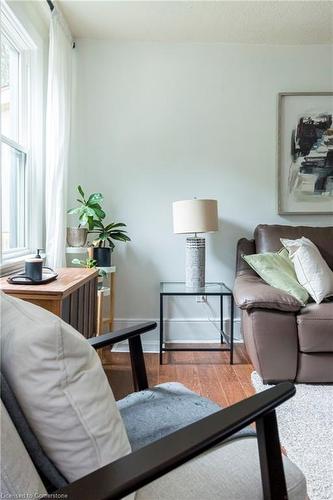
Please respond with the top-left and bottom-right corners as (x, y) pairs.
(172, 199), (218, 288)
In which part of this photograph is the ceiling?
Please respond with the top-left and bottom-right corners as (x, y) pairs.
(56, 0), (333, 45)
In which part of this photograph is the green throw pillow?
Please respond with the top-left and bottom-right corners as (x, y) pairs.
(243, 248), (309, 305)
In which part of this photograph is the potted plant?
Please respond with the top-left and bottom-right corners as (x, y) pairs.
(71, 256), (97, 269)
(71, 257), (106, 279)
(91, 220), (131, 267)
(67, 186), (105, 247)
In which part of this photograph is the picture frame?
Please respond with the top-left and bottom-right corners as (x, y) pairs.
(277, 92), (333, 215)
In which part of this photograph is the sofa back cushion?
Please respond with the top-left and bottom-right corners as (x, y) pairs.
(255, 225), (333, 270)
(235, 238), (257, 276)
(0, 292), (131, 483)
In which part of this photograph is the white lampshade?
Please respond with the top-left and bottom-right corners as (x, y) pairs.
(172, 199), (218, 234)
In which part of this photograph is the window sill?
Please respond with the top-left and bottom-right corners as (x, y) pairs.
(0, 254), (34, 277)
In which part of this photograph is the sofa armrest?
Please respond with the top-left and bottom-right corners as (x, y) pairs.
(233, 274), (301, 312)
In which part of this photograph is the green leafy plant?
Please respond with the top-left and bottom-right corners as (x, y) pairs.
(67, 185), (131, 252)
(72, 257), (97, 268)
(91, 220), (131, 250)
(67, 186), (105, 230)
(72, 257), (106, 277)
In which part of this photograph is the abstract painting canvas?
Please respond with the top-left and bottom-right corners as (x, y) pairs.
(278, 92), (333, 214)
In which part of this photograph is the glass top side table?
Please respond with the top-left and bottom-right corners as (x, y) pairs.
(159, 281), (234, 365)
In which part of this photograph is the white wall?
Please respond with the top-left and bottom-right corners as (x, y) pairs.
(69, 41), (333, 345)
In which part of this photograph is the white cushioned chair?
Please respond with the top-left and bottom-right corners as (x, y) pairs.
(0, 292), (307, 499)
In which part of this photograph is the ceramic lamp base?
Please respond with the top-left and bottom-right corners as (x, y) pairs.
(185, 237), (205, 288)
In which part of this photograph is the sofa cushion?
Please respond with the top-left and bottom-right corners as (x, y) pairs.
(0, 292), (131, 483)
(118, 382), (255, 451)
(254, 225), (333, 270)
(136, 437), (307, 500)
(297, 303), (333, 353)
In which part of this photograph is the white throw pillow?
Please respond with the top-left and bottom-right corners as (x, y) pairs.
(0, 292), (131, 483)
(281, 237), (333, 304)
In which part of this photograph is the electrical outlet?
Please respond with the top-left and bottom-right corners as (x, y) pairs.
(196, 295), (207, 303)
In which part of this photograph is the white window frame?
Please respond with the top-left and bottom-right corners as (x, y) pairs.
(1, 0), (45, 273)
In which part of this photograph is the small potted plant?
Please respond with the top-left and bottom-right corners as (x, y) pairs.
(67, 186), (105, 247)
(71, 257), (106, 279)
(91, 220), (130, 267)
(71, 256), (97, 269)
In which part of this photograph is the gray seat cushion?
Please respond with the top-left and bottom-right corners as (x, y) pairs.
(136, 437), (307, 500)
(118, 382), (255, 451)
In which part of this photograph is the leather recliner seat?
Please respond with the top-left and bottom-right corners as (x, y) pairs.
(233, 224), (333, 384)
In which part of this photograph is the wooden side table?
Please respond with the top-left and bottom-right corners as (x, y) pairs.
(0, 268), (98, 338)
(65, 247), (116, 336)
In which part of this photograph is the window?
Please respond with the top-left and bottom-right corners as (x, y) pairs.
(1, 1), (41, 268)
(1, 143), (26, 251)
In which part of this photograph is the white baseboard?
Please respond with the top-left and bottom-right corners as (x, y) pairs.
(111, 318), (242, 352)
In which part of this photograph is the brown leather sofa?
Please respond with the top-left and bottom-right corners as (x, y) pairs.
(233, 224), (333, 384)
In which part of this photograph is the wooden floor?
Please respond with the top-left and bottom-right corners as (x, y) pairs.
(103, 343), (255, 407)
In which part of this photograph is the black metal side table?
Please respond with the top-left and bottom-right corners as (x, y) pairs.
(159, 281), (234, 365)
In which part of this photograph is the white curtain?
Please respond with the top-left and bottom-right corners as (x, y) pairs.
(45, 8), (73, 268)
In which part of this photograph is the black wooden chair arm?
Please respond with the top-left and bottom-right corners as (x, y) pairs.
(49, 382), (295, 500)
(88, 321), (157, 349)
(88, 321), (157, 392)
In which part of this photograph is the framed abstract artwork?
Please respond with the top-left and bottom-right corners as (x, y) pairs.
(277, 92), (333, 214)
